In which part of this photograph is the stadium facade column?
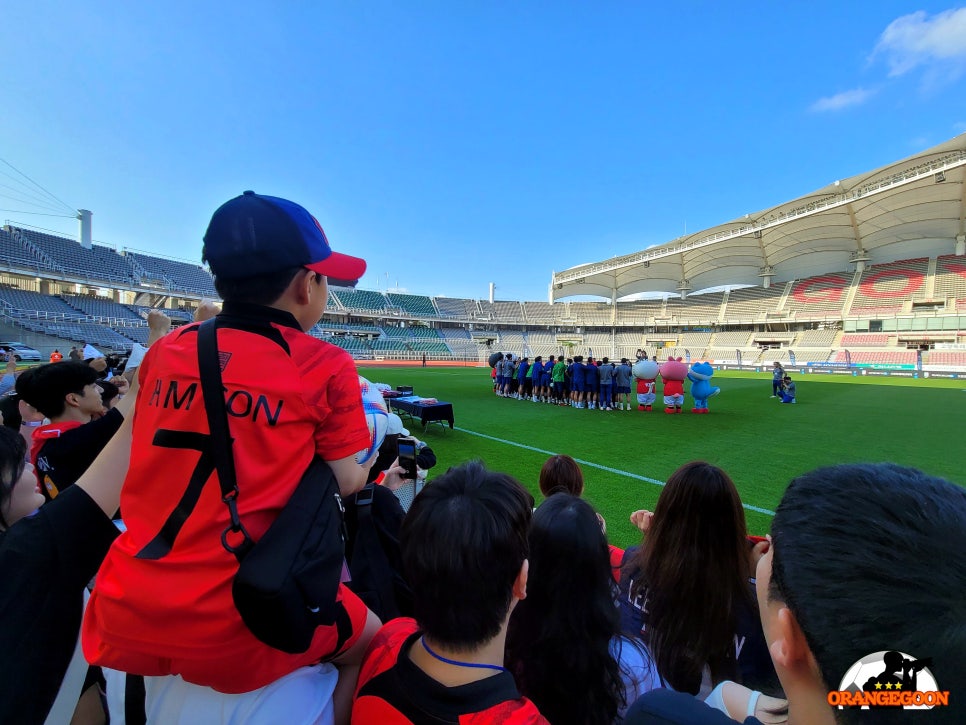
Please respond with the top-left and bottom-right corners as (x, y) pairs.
(759, 265), (774, 289)
(957, 234), (965, 256)
(677, 278), (691, 300)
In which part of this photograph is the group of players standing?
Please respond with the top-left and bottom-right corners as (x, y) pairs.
(493, 353), (638, 410)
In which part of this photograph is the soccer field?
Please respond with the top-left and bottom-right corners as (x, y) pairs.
(358, 366), (966, 549)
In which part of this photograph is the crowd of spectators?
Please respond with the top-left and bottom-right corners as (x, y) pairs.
(0, 193), (961, 725)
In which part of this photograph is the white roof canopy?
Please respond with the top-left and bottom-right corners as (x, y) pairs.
(551, 134), (966, 300)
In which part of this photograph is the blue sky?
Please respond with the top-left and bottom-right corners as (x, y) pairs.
(2, 3), (965, 302)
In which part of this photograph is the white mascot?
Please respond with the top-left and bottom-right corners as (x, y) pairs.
(631, 358), (659, 412)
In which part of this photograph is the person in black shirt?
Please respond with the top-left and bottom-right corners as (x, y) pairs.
(0, 378), (136, 724)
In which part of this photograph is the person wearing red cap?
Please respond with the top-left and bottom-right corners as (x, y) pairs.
(84, 192), (380, 723)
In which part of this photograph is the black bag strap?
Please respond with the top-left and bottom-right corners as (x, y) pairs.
(349, 484), (402, 620)
(197, 318), (254, 561)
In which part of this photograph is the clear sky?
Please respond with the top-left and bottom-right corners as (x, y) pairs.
(2, 3), (965, 302)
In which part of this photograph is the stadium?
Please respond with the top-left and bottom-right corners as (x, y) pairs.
(5, 111), (966, 725)
(2, 134), (965, 377)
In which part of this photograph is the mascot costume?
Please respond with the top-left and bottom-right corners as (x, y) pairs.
(659, 357), (688, 414)
(687, 361), (720, 414)
(632, 358), (659, 411)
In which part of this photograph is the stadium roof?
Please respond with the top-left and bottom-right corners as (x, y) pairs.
(551, 134), (966, 301)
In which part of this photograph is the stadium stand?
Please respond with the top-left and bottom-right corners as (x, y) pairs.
(408, 339), (450, 353)
(785, 274), (851, 319)
(673, 292), (724, 323)
(326, 336), (374, 358)
(410, 327), (442, 339)
(839, 333), (890, 347)
(0, 287), (81, 317)
(926, 351), (966, 366)
(569, 302), (611, 326)
(935, 255), (966, 304)
(0, 227), (52, 272)
(710, 331), (752, 348)
(126, 251), (216, 295)
(848, 258), (929, 317)
(331, 287), (388, 312)
(387, 293), (437, 317)
(369, 339), (410, 352)
(523, 301), (555, 324)
(833, 350), (917, 365)
(435, 297), (479, 318)
(61, 295), (144, 322)
(498, 330), (526, 350)
(722, 286), (786, 321)
(526, 331), (558, 356)
(677, 332), (714, 349)
(795, 329), (838, 347)
(492, 301), (525, 323)
(12, 227), (134, 284)
(616, 299), (666, 325)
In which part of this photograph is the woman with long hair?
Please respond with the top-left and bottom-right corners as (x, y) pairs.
(619, 461), (778, 696)
(506, 494), (661, 724)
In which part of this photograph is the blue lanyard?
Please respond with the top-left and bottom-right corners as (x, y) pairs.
(421, 637), (507, 673)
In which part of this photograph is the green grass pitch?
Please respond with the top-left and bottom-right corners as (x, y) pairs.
(358, 366), (966, 550)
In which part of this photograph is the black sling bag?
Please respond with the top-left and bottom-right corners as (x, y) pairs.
(196, 318), (352, 655)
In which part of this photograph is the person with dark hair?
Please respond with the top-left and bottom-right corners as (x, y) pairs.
(538, 453), (584, 498)
(570, 354), (586, 408)
(0, 394), (21, 430)
(538, 453), (624, 582)
(352, 460), (548, 723)
(98, 379), (122, 412)
(0, 375), (136, 724)
(619, 461), (776, 696)
(615, 357), (633, 410)
(530, 355), (544, 402)
(551, 354), (567, 405)
(626, 462), (965, 724)
(779, 376), (796, 404)
(506, 494), (662, 724)
(517, 356), (531, 400)
(759, 463), (965, 723)
(84, 192), (379, 724)
(15, 359), (132, 501)
(598, 356), (614, 410)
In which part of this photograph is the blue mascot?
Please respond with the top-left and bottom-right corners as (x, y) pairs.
(687, 361), (720, 414)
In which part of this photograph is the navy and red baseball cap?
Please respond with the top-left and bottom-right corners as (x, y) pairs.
(202, 191), (367, 285)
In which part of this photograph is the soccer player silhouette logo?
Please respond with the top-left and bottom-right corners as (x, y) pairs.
(862, 651), (932, 694)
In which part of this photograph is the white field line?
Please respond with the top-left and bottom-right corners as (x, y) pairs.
(454, 426), (776, 517)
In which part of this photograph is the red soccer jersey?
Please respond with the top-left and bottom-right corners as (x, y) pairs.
(83, 304), (372, 693)
(353, 618), (548, 724)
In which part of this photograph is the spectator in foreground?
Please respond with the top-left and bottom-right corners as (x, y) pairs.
(626, 463), (966, 724)
(16, 361), (130, 501)
(0, 379), (135, 724)
(619, 462), (777, 696)
(352, 460), (548, 723)
(506, 494), (662, 723)
(84, 191), (379, 725)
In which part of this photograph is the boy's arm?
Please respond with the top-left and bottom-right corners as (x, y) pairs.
(328, 453), (376, 497)
(75, 380), (136, 518)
